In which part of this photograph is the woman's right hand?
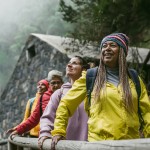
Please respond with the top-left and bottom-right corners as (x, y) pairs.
(51, 135), (65, 150)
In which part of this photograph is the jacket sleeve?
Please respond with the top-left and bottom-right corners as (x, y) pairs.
(39, 89), (62, 138)
(51, 71), (87, 137)
(16, 94), (50, 135)
(16, 99), (41, 134)
(13, 99), (30, 130)
(139, 77), (150, 137)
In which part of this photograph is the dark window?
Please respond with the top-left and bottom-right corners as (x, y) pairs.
(28, 45), (35, 58)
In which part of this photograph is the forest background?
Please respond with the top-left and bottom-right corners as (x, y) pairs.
(0, 0), (150, 95)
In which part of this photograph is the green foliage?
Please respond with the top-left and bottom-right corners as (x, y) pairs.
(59, 0), (150, 47)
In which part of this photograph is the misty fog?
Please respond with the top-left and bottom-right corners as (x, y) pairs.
(0, 0), (60, 35)
(0, 0), (72, 94)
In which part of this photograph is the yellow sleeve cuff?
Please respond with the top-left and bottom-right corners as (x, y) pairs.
(51, 129), (66, 137)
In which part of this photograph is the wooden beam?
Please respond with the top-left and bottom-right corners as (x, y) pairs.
(8, 136), (150, 150)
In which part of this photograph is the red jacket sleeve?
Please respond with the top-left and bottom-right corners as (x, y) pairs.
(16, 91), (52, 135)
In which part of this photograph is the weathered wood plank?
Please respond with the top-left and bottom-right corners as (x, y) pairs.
(8, 136), (150, 150)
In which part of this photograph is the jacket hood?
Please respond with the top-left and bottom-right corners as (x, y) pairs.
(44, 88), (53, 96)
(61, 82), (72, 89)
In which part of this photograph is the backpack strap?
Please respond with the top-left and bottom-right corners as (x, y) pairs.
(86, 67), (144, 130)
(40, 94), (44, 117)
(86, 67), (98, 106)
(128, 69), (144, 130)
(29, 97), (35, 114)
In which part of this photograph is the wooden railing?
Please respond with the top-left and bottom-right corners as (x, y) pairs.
(7, 136), (150, 150)
(0, 139), (8, 150)
(0, 139), (7, 146)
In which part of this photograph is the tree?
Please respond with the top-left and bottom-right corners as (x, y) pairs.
(59, 0), (150, 47)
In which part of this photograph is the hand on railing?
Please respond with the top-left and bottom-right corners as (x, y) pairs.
(38, 136), (50, 150)
(51, 135), (65, 150)
(6, 128), (18, 140)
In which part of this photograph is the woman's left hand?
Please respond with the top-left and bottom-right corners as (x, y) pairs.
(51, 135), (65, 150)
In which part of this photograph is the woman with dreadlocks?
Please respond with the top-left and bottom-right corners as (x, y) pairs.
(51, 33), (150, 150)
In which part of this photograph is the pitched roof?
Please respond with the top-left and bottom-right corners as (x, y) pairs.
(30, 33), (150, 65)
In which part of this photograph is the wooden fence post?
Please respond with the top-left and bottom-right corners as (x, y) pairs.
(8, 141), (17, 150)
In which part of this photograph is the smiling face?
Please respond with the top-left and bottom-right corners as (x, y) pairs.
(50, 76), (63, 92)
(37, 82), (47, 94)
(101, 41), (120, 68)
(66, 57), (83, 81)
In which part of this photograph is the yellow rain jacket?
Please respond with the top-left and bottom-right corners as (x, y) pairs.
(51, 71), (150, 141)
(21, 93), (41, 137)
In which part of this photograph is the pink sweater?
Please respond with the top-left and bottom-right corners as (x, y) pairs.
(39, 82), (88, 141)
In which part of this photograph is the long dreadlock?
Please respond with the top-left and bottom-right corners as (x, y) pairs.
(93, 47), (133, 112)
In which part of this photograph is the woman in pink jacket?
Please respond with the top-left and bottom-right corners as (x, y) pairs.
(38, 56), (90, 149)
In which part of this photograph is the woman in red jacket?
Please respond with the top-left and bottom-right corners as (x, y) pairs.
(7, 70), (63, 138)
